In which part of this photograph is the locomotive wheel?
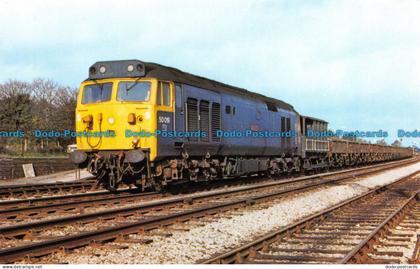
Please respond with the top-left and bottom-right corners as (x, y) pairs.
(104, 180), (119, 193)
(152, 181), (166, 193)
(107, 184), (118, 193)
(102, 174), (119, 193)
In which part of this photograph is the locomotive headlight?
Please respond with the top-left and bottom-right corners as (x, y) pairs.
(107, 117), (115, 125)
(145, 111), (151, 120)
(89, 66), (97, 75)
(127, 64), (134, 72)
(99, 65), (107, 74)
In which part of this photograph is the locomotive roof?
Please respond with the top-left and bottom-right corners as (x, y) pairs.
(87, 59), (296, 112)
(301, 115), (328, 124)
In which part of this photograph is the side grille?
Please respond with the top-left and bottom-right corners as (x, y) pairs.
(186, 98), (198, 141)
(200, 100), (210, 142)
(211, 102), (221, 142)
(281, 117), (285, 149)
(286, 117), (291, 149)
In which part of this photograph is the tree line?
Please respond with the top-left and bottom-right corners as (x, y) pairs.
(0, 78), (77, 156)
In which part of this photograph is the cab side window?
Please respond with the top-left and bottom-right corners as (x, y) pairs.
(157, 81), (171, 106)
(175, 84), (183, 108)
(162, 82), (170, 106)
(157, 83), (162, 105)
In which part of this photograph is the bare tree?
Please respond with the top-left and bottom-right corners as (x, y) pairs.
(52, 86), (78, 147)
(0, 80), (32, 155)
(391, 139), (402, 147)
(376, 139), (388, 146)
(0, 78), (78, 155)
(0, 79), (31, 99)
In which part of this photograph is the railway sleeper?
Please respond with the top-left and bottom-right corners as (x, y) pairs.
(251, 253), (342, 263)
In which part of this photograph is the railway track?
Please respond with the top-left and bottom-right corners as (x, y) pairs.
(0, 188), (155, 209)
(0, 175), (281, 213)
(0, 157), (416, 230)
(202, 172), (420, 264)
(343, 190), (420, 264)
(0, 158), (416, 224)
(0, 179), (99, 199)
(0, 190), (161, 223)
(0, 158), (414, 201)
(0, 157), (418, 263)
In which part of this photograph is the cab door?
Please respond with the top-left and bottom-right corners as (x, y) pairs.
(174, 83), (185, 135)
(156, 81), (174, 157)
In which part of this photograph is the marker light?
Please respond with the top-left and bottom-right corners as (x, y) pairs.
(128, 113), (136, 124)
(108, 117), (115, 125)
(82, 115), (93, 123)
(99, 65), (106, 74)
(127, 64), (134, 72)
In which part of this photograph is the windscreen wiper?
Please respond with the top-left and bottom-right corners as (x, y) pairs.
(91, 79), (105, 101)
(92, 79), (104, 90)
(125, 77), (142, 92)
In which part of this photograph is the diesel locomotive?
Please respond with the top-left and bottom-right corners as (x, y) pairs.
(70, 60), (412, 191)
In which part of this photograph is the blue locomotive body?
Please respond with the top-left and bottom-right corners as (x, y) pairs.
(157, 83), (299, 160)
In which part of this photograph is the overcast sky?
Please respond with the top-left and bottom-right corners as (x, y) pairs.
(0, 0), (419, 146)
